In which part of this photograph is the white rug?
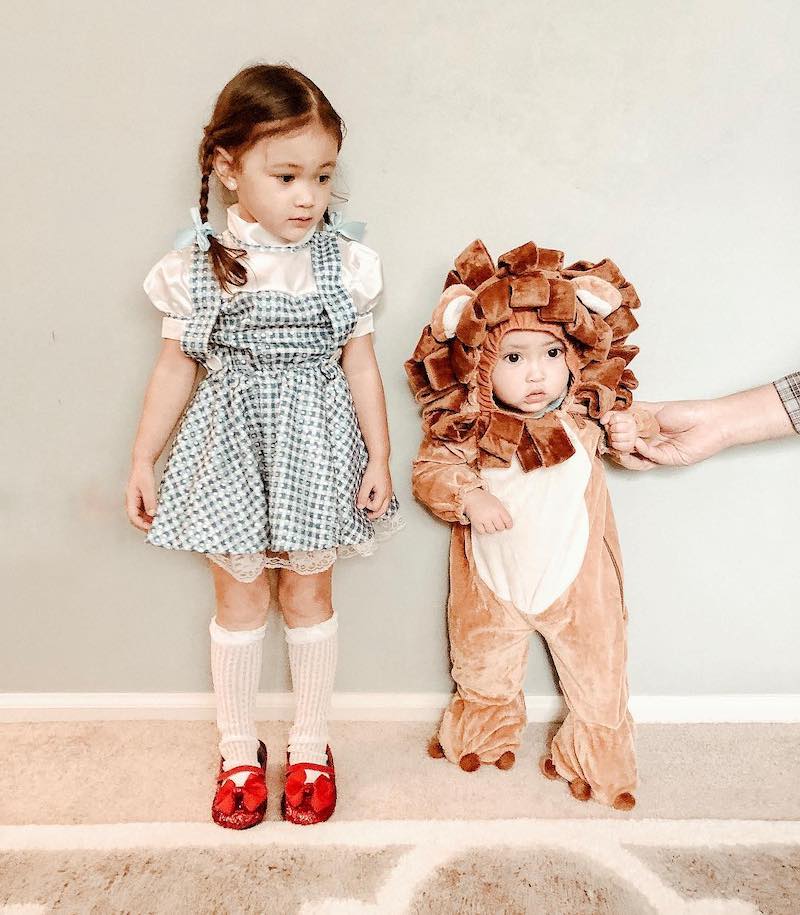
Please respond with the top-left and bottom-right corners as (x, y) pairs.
(2, 818), (799, 914)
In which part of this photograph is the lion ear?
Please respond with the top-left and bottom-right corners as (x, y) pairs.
(569, 276), (622, 318)
(431, 284), (475, 342)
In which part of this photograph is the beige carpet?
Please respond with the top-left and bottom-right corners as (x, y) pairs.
(2, 720), (799, 823)
(1, 722), (799, 913)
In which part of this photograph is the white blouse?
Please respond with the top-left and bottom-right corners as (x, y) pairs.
(144, 205), (383, 341)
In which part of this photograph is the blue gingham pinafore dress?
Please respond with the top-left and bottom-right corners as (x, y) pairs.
(146, 228), (402, 576)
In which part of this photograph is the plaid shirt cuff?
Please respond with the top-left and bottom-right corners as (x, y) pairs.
(774, 372), (800, 434)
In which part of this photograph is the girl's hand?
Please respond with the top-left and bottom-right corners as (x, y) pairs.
(126, 461), (157, 531)
(600, 410), (639, 453)
(357, 458), (393, 520)
(463, 489), (513, 534)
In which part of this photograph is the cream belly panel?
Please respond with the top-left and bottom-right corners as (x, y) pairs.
(471, 419), (592, 616)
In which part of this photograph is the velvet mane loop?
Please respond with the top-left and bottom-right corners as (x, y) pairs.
(405, 239), (641, 472)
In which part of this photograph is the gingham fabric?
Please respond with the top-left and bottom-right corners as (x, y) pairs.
(146, 228), (400, 555)
(774, 371), (800, 434)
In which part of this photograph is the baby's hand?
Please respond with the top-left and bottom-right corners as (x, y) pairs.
(463, 489), (513, 534)
(600, 410), (638, 454)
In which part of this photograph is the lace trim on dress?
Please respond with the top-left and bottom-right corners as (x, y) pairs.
(207, 514), (406, 582)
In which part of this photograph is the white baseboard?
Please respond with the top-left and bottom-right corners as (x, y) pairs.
(0, 692), (798, 723)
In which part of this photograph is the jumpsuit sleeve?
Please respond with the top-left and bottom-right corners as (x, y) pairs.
(412, 435), (485, 525)
(601, 402), (662, 469)
(143, 248), (194, 340)
(338, 237), (383, 338)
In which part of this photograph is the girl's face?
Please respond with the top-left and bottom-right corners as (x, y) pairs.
(491, 330), (570, 413)
(216, 122), (339, 243)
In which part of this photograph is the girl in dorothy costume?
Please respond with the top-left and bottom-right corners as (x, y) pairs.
(126, 64), (402, 829)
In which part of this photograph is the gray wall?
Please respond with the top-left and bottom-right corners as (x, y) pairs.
(2, 0), (798, 695)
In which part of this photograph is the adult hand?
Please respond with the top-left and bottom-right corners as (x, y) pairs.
(630, 400), (723, 467)
(631, 383), (795, 467)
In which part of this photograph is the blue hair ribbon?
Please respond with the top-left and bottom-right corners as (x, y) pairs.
(327, 211), (366, 242)
(174, 206), (215, 251)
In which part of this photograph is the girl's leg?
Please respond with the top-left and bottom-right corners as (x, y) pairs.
(278, 567), (336, 766)
(208, 562), (270, 779)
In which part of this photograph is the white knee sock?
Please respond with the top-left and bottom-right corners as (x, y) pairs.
(209, 617), (266, 786)
(285, 612), (338, 770)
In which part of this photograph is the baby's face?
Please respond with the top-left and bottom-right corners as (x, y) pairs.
(491, 330), (570, 414)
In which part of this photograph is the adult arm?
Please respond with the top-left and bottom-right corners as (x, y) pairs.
(632, 377), (799, 467)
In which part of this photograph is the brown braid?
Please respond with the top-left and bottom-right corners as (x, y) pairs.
(193, 64), (345, 292)
(197, 138), (246, 291)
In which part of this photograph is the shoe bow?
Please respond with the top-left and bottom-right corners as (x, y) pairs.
(215, 774), (267, 815)
(285, 770), (334, 813)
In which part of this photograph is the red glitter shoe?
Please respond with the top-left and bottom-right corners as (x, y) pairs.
(211, 740), (268, 830)
(282, 746), (336, 825)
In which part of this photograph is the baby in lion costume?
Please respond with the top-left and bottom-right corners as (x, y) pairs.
(406, 239), (659, 810)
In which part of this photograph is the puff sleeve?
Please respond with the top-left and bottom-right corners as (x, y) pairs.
(338, 238), (383, 338)
(142, 248), (194, 340)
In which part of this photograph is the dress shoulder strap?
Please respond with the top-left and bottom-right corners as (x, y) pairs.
(181, 245), (225, 366)
(309, 229), (344, 294)
(309, 229), (357, 347)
